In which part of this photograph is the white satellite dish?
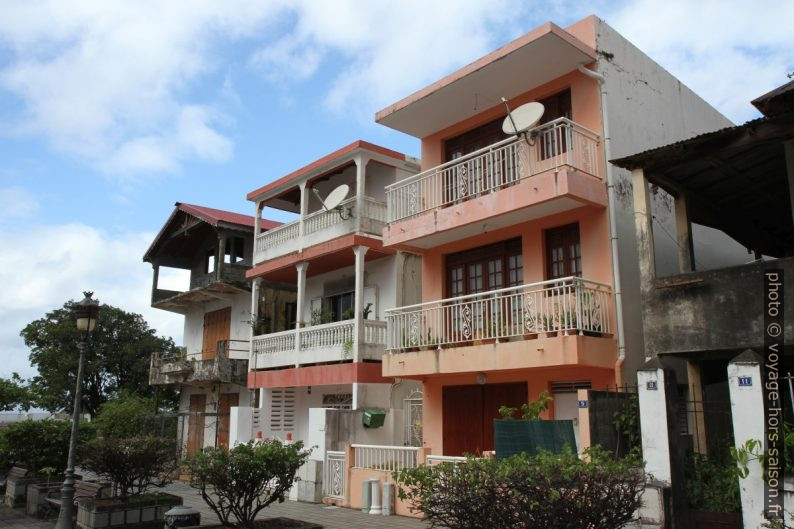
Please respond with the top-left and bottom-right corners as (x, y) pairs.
(502, 101), (545, 135)
(312, 184), (352, 219)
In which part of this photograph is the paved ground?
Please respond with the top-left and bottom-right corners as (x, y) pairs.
(0, 481), (430, 529)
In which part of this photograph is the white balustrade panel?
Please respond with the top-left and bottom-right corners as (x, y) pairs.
(386, 276), (612, 351)
(386, 118), (600, 223)
(352, 444), (419, 471)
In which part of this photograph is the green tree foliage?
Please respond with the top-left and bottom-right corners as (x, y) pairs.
(0, 419), (96, 474)
(79, 435), (177, 499)
(93, 391), (155, 439)
(394, 446), (645, 529)
(20, 300), (179, 416)
(0, 373), (33, 411)
(184, 440), (312, 529)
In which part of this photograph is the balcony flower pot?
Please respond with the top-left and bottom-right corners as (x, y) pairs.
(76, 492), (182, 529)
(493, 419), (577, 459)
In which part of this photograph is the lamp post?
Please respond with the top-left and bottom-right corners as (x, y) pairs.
(55, 291), (100, 529)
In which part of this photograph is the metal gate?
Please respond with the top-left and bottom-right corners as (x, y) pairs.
(404, 390), (423, 447)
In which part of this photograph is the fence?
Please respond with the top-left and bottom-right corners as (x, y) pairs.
(586, 384), (640, 459)
(323, 450), (346, 500)
(352, 444), (419, 472)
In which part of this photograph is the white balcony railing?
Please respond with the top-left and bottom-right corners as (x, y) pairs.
(254, 196), (387, 256)
(385, 118), (600, 223)
(251, 320), (387, 366)
(386, 276), (612, 351)
(352, 444), (419, 471)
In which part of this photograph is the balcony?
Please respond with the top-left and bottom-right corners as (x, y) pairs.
(254, 196), (387, 264)
(383, 277), (616, 377)
(384, 119), (604, 249)
(251, 320), (387, 369)
(149, 343), (248, 386)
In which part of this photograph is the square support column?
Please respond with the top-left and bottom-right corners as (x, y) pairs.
(728, 350), (767, 529)
(632, 168), (656, 289)
(249, 277), (262, 358)
(674, 194), (695, 273)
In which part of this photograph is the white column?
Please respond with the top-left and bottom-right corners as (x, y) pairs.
(352, 245), (369, 363)
(355, 155), (368, 232)
(216, 233), (226, 281)
(637, 360), (672, 484)
(254, 201), (263, 238)
(298, 181), (309, 250)
(728, 350), (766, 529)
(295, 262), (309, 368)
(249, 277), (262, 362)
(631, 168), (656, 288)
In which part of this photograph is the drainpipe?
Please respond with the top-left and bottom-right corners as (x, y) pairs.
(577, 63), (626, 386)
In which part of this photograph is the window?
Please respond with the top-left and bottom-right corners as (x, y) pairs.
(224, 236), (245, 264)
(545, 223), (581, 280)
(205, 248), (216, 274)
(284, 302), (297, 329)
(445, 238), (522, 296)
(327, 291), (354, 322)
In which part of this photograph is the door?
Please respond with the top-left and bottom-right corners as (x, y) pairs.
(442, 382), (527, 456)
(186, 394), (206, 455)
(217, 393), (239, 449)
(202, 307), (231, 360)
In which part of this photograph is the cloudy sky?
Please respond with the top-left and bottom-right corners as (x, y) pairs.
(0, 0), (792, 379)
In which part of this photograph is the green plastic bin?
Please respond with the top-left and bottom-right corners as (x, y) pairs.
(363, 409), (386, 428)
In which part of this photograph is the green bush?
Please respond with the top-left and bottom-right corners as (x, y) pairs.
(184, 440), (312, 529)
(78, 435), (177, 499)
(684, 451), (740, 512)
(0, 419), (95, 474)
(93, 391), (155, 439)
(394, 446), (644, 529)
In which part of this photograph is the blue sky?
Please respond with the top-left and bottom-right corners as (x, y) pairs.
(1, 0), (792, 378)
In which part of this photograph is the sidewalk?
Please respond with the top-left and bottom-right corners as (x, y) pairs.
(0, 481), (430, 529)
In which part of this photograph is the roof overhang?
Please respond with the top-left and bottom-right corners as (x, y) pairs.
(611, 113), (794, 258)
(375, 22), (596, 138)
(153, 282), (249, 313)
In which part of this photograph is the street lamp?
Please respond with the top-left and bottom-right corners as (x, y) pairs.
(55, 291), (100, 529)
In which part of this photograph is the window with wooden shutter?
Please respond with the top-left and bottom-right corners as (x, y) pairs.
(545, 223), (581, 280)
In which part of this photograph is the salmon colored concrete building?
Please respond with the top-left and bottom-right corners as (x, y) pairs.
(244, 141), (423, 501)
(375, 15), (746, 459)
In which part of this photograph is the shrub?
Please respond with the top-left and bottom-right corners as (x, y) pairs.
(0, 419), (95, 474)
(184, 440), (312, 529)
(78, 435), (177, 499)
(93, 391), (155, 439)
(684, 450), (741, 512)
(394, 446), (645, 529)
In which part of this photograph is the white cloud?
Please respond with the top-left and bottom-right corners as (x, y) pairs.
(0, 186), (39, 219)
(0, 223), (183, 379)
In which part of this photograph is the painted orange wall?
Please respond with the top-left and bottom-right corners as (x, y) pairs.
(420, 366), (614, 456)
(420, 206), (611, 304)
(419, 70), (602, 170)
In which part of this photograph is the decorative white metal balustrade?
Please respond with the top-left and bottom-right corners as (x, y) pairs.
(323, 450), (346, 499)
(251, 320), (387, 367)
(352, 444), (419, 472)
(254, 196), (387, 260)
(385, 118), (600, 223)
(386, 277), (612, 351)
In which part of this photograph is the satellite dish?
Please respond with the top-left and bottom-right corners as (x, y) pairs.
(312, 184), (352, 220)
(502, 102), (545, 135)
(322, 184), (350, 211)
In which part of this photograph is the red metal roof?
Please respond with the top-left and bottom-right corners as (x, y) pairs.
(176, 202), (280, 230)
(246, 140), (410, 202)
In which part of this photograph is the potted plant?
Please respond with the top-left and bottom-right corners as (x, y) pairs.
(183, 440), (313, 529)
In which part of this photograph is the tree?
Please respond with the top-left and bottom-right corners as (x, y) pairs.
(20, 300), (179, 416)
(184, 440), (312, 529)
(0, 373), (33, 411)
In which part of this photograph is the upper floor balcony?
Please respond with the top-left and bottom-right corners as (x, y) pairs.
(251, 319), (387, 370)
(253, 195), (386, 264)
(382, 276), (616, 378)
(149, 342), (248, 387)
(383, 119), (605, 250)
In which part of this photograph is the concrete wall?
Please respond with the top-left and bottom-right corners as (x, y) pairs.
(182, 291), (252, 360)
(641, 257), (794, 356)
(593, 17), (747, 376)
